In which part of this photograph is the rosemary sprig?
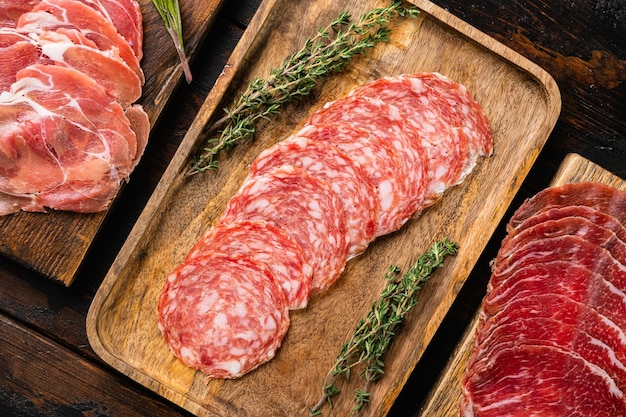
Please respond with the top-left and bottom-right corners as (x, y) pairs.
(152, 0), (192, 83)
(187, 1), (419, 175)
(309, 238), (459, 417)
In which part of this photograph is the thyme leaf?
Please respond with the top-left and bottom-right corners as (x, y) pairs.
(309, 238), (459, 416)
(187, 1), (419, 175)
(152, 0), (192, 83)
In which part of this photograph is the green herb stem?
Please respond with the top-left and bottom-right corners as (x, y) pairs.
(187, 1), (419, 175)
(309, 238), (459, 416)
(152, 0), (192, 83)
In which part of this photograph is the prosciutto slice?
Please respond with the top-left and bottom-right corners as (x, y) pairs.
(0, 65), (142, 214)
(1, 0), (147, 214)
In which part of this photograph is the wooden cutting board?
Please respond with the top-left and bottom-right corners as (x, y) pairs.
(86, 0), (561, 415)
(418, 153), (626, 416)
(0, 0), (224, 285)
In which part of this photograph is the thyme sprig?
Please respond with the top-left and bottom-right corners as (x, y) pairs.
(309, 238), (459, 417)
(187, 1), (419, 175)
(152, 0), (192, 83)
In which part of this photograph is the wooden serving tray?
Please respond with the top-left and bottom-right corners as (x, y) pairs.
(0, 0), (224, 285)
(86, 0), (561, 415)
(418, 153), (626, 416)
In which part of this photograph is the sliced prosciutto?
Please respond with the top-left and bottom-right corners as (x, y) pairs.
(0, 64), (143, 214)
(157, 251), (290, 379)
(17, 0), (144, 82)
(218, 166), (349, 293)
(186, 220), (313, 310)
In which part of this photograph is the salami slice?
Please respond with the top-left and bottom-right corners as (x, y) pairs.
(416, 72), (493, 158)
(307, 94), (428, 220)
(218, 166), (349, 293)
(296, 122), (409, 237)
(157, 251), (290, 379)
(248, 136), (378, 258)
(350, 74), (473, 204)
(187, 220), (313, 310)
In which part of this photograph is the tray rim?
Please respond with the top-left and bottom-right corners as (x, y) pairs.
(87, 0), (563, 415)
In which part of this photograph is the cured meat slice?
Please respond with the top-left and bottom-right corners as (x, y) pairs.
(497, 216), (626, 268)
(0, 1), (39, 27)
(468, 316), (626, 392)
(218, 166), (349, 293)
(17, 0), (143, 82)
(36, 30), (142, 106)
(0, 29), (48, 91)
(157, 251), (290, 379)
(490, 235), (626, 293)
(248, 135), (378, 258)
(507, 205), (626, 246)
(461, 344), (626, 416)
(350, 74), (475, 204)
(416, 71), (493, 158)
(509, 181), (626, 230)
(307, 94), (428, 220)
(475, 293), (626, 371)
(296, 122), (409, 237)
(76, 0), (143, 58)
(0, 64), (138, 213)
(482, 261), (626, 331)
(186, 220), (313, 310)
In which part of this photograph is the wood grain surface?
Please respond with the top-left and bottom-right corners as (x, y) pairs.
(418, 153), (626, 416)
(0, 0), (225, 286)
(86, 0), (561, 416)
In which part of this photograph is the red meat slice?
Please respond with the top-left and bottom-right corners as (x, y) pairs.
(497, 216), (626, 269)
(0, 64), (138, 213)
(461, 344), (626, 416)
(18, 0), (143, 82)
(0, 29), (49, 91)
(76, 0), (143, 58)
(468, 316), (626, 392)
(350, 74), (475, 204)
(509, 182), (626, 230)
(157, 251), (290, 379)
(186, 220), (313, 310)
(0, 1), (39, 27)
(248, 135), (378, 258)
(482, 261), (626, 331)
(475, 293), (626, 371)
(218, 166), (349, 293)
(296, 122), (409, 237)
(507, 205), (626, 246)
(306, 94), (428, 221)
(491, 235), (626, 293)
(36, 30), (142, 106)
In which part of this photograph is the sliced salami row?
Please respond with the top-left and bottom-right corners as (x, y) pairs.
(158, 72), (493, 379)
(460, 182), (626, 416)
(0, 0), (148, 215)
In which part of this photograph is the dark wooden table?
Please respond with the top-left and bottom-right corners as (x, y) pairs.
(1, 0), (623, 416)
